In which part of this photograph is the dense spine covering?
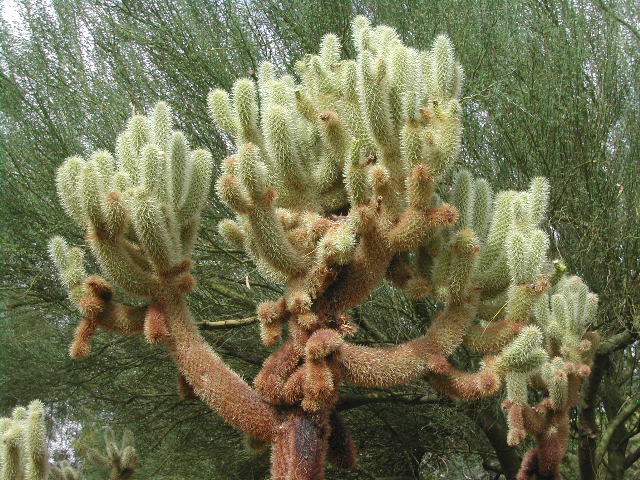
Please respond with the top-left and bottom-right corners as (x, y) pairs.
(49, 17), (600, 480)
(0, 401), (140, 480)
(0, 401), (48, 480)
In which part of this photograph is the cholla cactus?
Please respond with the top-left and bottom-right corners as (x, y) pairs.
(85, 428), (138, 480)
(50, 461), (82, 480)
(0, 401), (48, 480)
(49, 17), (600, 480)
(0, 401), (82, 480)
(50, 101), (281, 454)
(1, 402), (139, 480)
(500, 276), (600, 480)
(50, 101), (212, 358)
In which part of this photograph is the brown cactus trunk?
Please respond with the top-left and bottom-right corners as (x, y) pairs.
(517, 412), (570, 480)
(271, 409), (331, 480)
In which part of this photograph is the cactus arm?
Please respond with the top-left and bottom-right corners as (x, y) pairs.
(119, 238), (151, 270)
(163, 298), (280, 442)
(69, 281), (280, 441)
(387, 203), (458, 252)
(427, 360), (501, 400)
(521, 404), (547, 435)
(312, 221), (393, 314)
(64, 274), (280, 441)
(336, 303), (477, 388)
(95, 303), (147, 335)
(516, 410), (571, 480)
(254, 339), (304, 404)
(88, 237), (158, 298)
(315, 110), (349, 195)
(220, 143), (311, 277)
(336, 337), (435, 388)
(463, 317), (526, 354)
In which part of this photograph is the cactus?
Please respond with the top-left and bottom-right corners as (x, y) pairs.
(0, 401), (48, 480)
(1, 402), (139, 480)
(49, 461), (82, 480)
(49, 17), (600, 480)
(503, 275), (600, 480)
(84, 428), (138, 480)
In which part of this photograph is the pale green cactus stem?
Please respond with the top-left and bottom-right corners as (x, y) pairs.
(478, 190), (515, 287)
(344, 139), (372, 208)
(497, 326), (548, 404)
(258, 61), (277, 102)
(472, 178), (492, 240)
(151, 101), (172, 149)
(0, 401), (49, 480)
(294, 90), (318, 123)
(119, 115), (149, 184)
(445, 229), (480, 305)
(130, 192), (175, 274)
(431, 243), (452, 299)
(498, 326), (548, 375)
(51, 101), (213, 306)
(55, 157), (87, 228)
(50, 461), (82, 480)
(533, 292), (551, 327)
(317, 222), (357, 266)
(452, 170), (475, 229)
(208, 89), (238, 137)
(544, 276), (598, 362)
(235, 143), (309, 276)
(357, 51), (399, 160)
(1, 425), (24, 480)
(352, 15), (372, 53)
(309, 56), (335, 99)
(504, 231), (549, 321)
(400, 122), (424, 170)
(179, 149), (212, 221)
(48, 237), (87, 306)
(476, 178), (551, 320)
(388, 44), (413, 129)
(217, 218), (245, 250)
(431, 35), (456, 100)
(316, 110), (349, 195)
(169, 131), (189, 207)
(263, 104), (310, 206)
(541, 357), (569, 409)
(232, 79), (262, 146)
(86, 428), (138, 480)
(319, 33), (340, 66)
(337, 61), (377, 155)
(24, 401), (47, 480)
(528, 176), (550, 226)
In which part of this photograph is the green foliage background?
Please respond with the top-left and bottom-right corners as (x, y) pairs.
(1, 1), (638, 479)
